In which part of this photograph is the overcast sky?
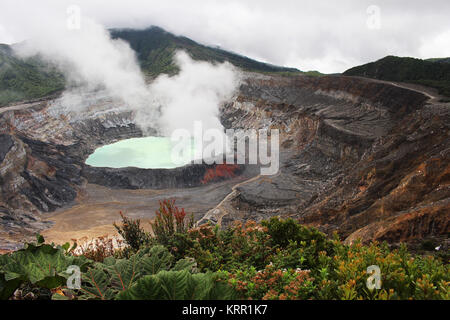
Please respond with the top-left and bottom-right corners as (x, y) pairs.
(0, 0), (449, 73)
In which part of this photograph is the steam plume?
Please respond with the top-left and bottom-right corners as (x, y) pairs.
(15, 15), (240, 136)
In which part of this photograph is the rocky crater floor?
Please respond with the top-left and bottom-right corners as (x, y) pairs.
(0, 73), (449, 249)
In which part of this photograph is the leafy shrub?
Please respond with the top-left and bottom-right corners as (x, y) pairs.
(225, 221), (273, 270)
(262, 217), (334, 269)
(146, 200), (195, 259)
(0, 235), (88, 299)
(113, 211), (150, 252)
(186, 221), (274, 272)
(329, 241), (449, 300)
(151, 200), (194, 244)
(262, 217), (328, 249)
(221, 265), (315, 300)
(271, 241), (308, 270)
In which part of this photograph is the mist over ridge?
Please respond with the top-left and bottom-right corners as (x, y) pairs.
(15, 16), (241, 136)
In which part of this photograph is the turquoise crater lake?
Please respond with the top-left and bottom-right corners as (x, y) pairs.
(85, 137), (198, 169)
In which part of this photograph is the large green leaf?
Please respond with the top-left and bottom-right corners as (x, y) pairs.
(172, 257), (197, 272)
(0, 242), (203, 300)
(78, 263), (117, 300)
(116, 270), (236, 300)
(107, 256), (141, 292)
(0, 243), (89, 299)
(137, 245), (174, 275)
(2, 244), (88, 286)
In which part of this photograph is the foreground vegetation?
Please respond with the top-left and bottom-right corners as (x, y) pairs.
(0, 200), (448, 300)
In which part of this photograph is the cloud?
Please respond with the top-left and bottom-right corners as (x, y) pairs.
(16, 15), (152, 110)
(0, 24), (15, 44)
(419, 30), (450, 58)
(0, 0), (449, 73)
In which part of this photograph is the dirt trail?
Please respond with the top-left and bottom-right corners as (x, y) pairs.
(197, 170), (282, 225)
(386, 82), (439, 102)
(348, 76), (443, 103)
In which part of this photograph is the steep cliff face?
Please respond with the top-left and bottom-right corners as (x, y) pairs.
(0, 98), (246, 246)
(300, 103), (450, 243)
(0, 72), (448, 248)
(0, 100), (141, 246)
(212, 73), (448, 244)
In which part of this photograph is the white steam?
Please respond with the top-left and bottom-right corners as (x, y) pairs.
(15, 15), (240, 136)
(147, 51), (239, 136)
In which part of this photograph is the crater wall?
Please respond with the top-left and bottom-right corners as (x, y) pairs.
(0, 73), (448, 248)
